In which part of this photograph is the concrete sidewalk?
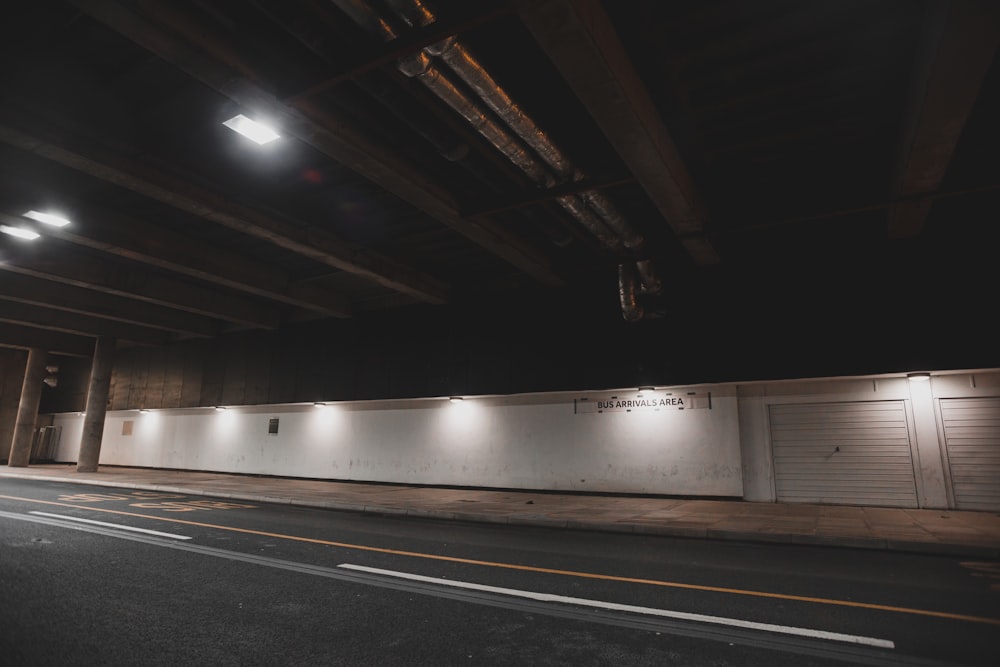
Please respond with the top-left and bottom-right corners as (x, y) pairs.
(2, 464), (999, 558)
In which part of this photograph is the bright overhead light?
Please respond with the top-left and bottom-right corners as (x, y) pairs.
(214, 406), (227, 412)
(313, 402), (327, 408)
(23, 210), (71, 227)
(907, 372), (931, 383)
(449, 396), (464, 402)
(1, 224), (40, 240)
(223, 114), (280, 145)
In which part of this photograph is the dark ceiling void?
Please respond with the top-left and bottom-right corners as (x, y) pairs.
(0, 0), (998, 384)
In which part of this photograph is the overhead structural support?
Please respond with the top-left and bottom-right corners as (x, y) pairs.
(0, 120), (448, 306)
(516, 0), (720, 265)
(67, 0), (563, 289)
(76, 336), (116, 473)
(6, 347), (47, 467)
(889, 0), (1000, 238)
(4, 205), (353, 318)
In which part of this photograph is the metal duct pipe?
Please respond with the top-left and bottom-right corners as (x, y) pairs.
(330, 0), (623, 251)
(385, 0), (645, 250)
(635, 258), (663, 295)
(618, 263), (644, 322)
(396, 51), (622, 249)
(398, 52), (551, 183)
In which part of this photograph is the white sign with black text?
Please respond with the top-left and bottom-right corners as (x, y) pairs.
(574, 390), (711, 414)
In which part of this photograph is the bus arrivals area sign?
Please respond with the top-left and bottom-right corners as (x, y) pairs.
(574, 391), (711, 414)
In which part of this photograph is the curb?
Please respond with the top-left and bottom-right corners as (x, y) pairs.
(2, 471), (998, 559)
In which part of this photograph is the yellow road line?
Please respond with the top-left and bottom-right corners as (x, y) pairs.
(2, 492), (998, 627)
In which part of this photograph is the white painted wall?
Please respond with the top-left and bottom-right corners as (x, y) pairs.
(47, 370), (1000, 508)
(51, 385), (744, 496)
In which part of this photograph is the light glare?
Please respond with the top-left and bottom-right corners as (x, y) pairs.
(23, 210), (71, 227)
(1, 224), (40, 240)
(223, 114), (280, 145)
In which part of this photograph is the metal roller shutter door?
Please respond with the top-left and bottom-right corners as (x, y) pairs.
(770, 401), (918, 507)
(941, 397), (1000, 511)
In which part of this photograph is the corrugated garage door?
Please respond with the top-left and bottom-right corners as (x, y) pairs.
(941, 397), (1000, 511)
(770, 401), (918, 507)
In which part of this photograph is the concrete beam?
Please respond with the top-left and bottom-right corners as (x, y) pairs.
(0, 273), (220, 338)
(516, 0), (720, 265)
(66, 0), (564, 288)
(0, 322), (95, 357)
(889, 0), (1000, 237)
(0, 205), (352, 318)
(0, 239), (281, 329)
(0, 299), (169, 346)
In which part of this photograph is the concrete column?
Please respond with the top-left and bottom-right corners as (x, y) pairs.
(77, 336), (116, 473)
(7, 348), (48, 467)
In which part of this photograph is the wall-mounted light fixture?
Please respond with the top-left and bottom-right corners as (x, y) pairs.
(313, 402), (327, 408)
(907, 372), (931, 383)
(449, 396), (463, 402)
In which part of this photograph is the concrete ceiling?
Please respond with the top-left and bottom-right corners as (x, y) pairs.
(1, 0), (998, 360)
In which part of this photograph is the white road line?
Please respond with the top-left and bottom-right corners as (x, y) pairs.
(28, 511), (192, 540)
(338, 563), (895, 650)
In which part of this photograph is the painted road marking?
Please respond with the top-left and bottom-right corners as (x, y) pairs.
(28, 511), (192, 540)
(960, 562), (1000, 593)
(56, 491), (257, 512)
(0, 510), (911, 663)
(338, 563), (895, 649)
(1, 493), (998, 628)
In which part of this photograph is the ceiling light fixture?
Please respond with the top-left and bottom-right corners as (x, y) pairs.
(23, 210), (71, 227)
(214, 406), (227, 412)
(449, 396), (463, 402)
(1, 224), (40, 240)
(313, 402), (327, 408)
(907, 372), (931, 383)
(223, 114), (280, 145)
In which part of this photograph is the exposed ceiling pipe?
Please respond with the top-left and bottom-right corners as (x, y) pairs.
(330, 0), (622, 250)
(332, 0), (661, 319)
(635, 258), (663, 295)
(386, 0), (646, 252)
(618, 263), (644, 322)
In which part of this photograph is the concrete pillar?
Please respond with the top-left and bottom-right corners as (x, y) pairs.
(77, 336), (116, 473)
(7, 348), (48, 467)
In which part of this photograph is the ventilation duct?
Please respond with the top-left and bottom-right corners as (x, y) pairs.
(332, 0), (664, 319)
(618, 263), (644, 322)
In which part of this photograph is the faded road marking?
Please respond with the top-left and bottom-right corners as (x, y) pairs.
(29, 511), (192, 540)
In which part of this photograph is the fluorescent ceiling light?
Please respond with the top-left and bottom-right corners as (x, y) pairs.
(907, 372), (931, 382)
(1, 224), (40, 240)
(23, 210), (71, 227)
(223, 114), (280, 145)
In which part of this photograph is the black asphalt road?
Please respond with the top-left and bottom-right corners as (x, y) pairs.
(1, 478), (997, 666)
